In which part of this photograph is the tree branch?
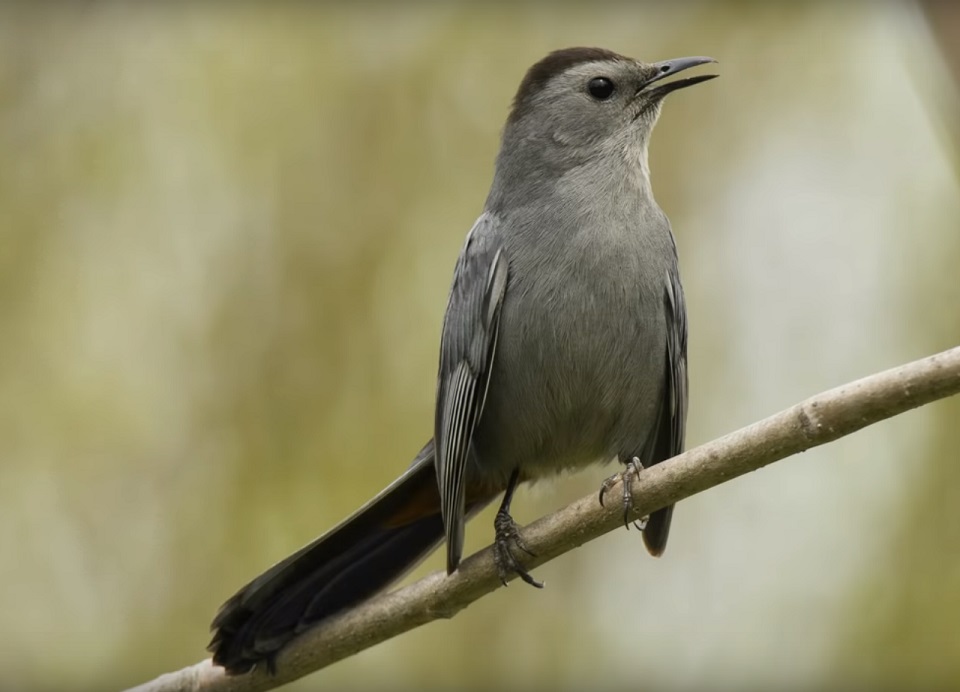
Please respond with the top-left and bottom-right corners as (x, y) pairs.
(128, 345), (960, 692)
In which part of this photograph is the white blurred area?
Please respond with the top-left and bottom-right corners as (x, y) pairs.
(0, 3), (957, 691)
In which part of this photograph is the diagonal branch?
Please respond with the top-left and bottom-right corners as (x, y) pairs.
(128, 345), (960, 692)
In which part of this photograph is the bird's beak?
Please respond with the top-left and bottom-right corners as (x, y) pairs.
(640, 56), (718, 100)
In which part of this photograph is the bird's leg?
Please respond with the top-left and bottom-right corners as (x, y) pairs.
(494, 468), (543, 588)
(598, 457), (649, 530)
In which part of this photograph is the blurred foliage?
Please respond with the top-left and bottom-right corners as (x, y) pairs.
(0, 3), (958, 691)
(831, 3), (960, 688)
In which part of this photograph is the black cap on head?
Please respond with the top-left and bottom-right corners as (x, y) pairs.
(509, 47), (627, 124)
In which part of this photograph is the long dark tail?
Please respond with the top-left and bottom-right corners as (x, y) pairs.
(209, 440), (491, 675)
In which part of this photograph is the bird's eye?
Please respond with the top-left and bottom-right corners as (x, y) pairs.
(587, 77), (616, 100)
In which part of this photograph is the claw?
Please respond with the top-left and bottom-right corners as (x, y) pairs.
(598, 473), (620, 507)
(599, 457), (646, 529)
(620, 459), (643, 527)
(494, 509), (543, 588)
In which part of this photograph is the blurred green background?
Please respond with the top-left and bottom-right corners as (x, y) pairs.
(2, 3), (958, 691)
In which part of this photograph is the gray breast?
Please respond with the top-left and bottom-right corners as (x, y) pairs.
(470, 202), (672, 485)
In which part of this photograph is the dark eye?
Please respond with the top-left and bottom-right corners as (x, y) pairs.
(587, 77), (615, 100)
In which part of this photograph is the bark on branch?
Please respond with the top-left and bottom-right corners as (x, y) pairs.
(128, 345), (960, 692)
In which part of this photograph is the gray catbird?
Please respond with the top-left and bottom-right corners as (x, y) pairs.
(209, 47), (716, 675)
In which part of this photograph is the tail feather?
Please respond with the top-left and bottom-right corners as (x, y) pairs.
(641, 505), (673, 557)
(210, 441), (486, 675)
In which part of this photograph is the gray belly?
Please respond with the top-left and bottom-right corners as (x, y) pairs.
(470, 261), (667, 487)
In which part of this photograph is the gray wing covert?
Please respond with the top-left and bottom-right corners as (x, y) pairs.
(435, 215), (509, 574)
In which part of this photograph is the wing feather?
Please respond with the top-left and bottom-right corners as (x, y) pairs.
(641, 266), (689, 556)
(664, 266), (688, 458)
(435, 216), (508, 573)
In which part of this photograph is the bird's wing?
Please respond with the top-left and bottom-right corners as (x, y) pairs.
(640, 264), (689, 556)
(660, 265), (689, 461)
(435, 214), (509, 573)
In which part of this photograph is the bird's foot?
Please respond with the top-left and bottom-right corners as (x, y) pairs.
(598, 457), (649, 530)
(493, 509), (543, 588)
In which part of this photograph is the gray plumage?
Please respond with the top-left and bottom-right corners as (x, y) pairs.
(208, 47), (714, 675)
(436, 47), (712, 568)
